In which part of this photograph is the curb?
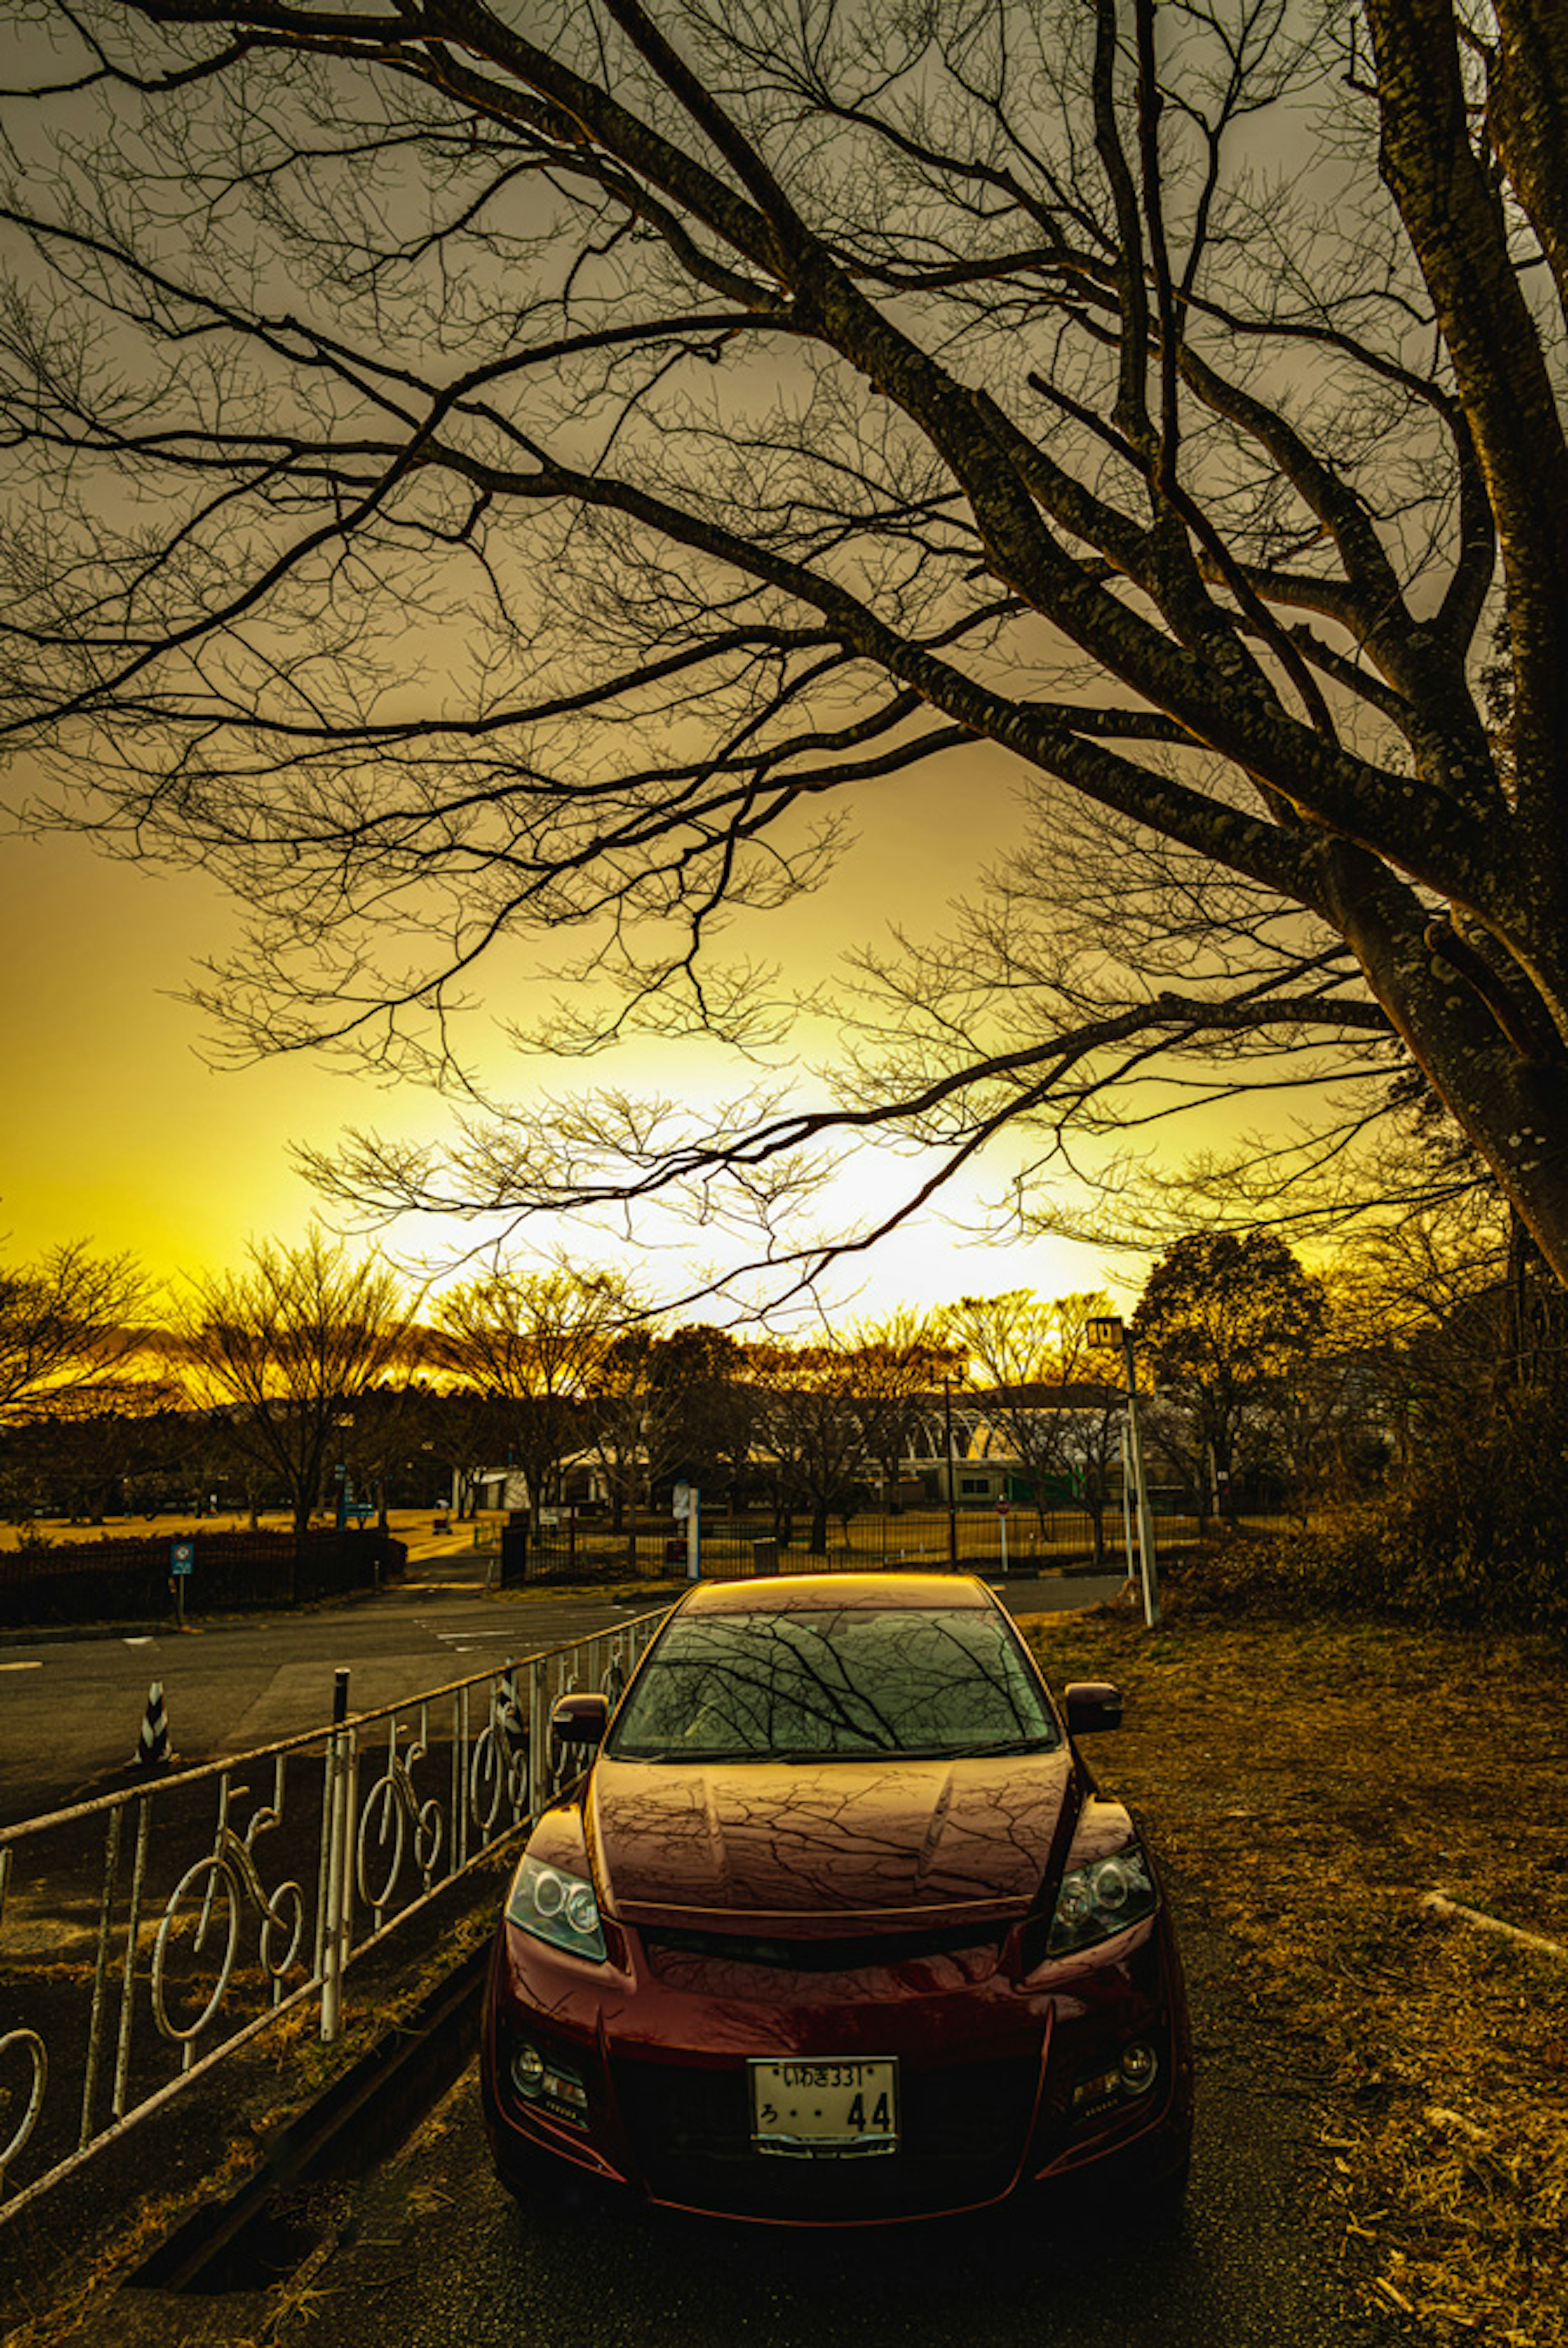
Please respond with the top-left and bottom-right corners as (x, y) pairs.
(128, 1940), (491, 2294)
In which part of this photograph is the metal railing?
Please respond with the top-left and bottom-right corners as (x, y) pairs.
(0, 1608), (666, 2227)
(519, 1501), (1281, 1581)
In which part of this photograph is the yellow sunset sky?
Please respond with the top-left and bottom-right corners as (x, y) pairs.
(0, 745), (1132, 1325)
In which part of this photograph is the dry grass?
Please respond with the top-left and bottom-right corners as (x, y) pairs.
(1023, 1604), (1568, 2344)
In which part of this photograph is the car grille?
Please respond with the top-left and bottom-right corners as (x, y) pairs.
(639, 1921), (1004, 1978)
(610, 2054), (1041, 2220)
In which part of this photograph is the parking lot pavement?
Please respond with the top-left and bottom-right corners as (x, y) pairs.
(991, 1571), (1129, 1614)
(86, 1895), (1369, 2348)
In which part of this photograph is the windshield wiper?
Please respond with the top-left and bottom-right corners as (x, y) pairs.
(891, 1736), (1060, 1759)
(612, 1746), (770, 1763)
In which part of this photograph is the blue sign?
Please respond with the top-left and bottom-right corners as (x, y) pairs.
(170, 1541), (195, 1577)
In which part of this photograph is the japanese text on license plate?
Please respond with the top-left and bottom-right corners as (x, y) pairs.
(749, 2058), (899, 2156)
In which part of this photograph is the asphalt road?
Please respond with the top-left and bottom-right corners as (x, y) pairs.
(92, 1902), (1372, 2348)
(0, 1583), (646, 1827)
(0, 1571), (1127, 1827)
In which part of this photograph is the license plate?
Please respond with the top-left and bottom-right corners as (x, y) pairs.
(749, 2058), (899, 2158)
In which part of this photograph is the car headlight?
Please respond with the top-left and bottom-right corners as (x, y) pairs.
(1047, 1843), (1157, 1956)
(506, 1853), (607, 1964)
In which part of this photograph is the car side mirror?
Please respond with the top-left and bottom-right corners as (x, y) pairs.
(1064, 1681), (1123, 1735)
(550, 1692), (610, 1750)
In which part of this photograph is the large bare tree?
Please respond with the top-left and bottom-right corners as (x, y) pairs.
(3, 0), (1567, 1284)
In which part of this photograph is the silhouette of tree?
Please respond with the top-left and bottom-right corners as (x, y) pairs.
(431, 1260), (632, 1512)
(942, 1289), (1123, 1561)
(174, 1229), (414, 1532)
(1131, 1230), (1325, 1516)
(0, 1242), (158, 1426)
(6, 2), (1568, 1288)
(752, 1315), (953, 1553)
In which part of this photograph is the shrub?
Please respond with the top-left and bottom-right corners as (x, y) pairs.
(1180, 1388), (1568, 1633)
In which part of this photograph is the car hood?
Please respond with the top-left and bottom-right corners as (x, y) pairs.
(587, 1749), (1077, 1931)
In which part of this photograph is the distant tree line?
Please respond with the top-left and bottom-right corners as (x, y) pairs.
(2, 1205), (1563, 1612)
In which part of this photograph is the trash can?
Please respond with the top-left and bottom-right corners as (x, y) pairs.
(752, 1540), (779, 1576)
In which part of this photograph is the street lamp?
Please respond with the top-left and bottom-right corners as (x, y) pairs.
(1088, 1317), (1160, 1629)
(941, 1377), (959, 1568)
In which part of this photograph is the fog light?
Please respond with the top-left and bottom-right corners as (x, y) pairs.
(511, 2043), (546, 2099)
(1120, 2040), (1158, 2094)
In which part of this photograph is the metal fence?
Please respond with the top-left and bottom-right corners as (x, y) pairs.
(520, 1501), (1216, 1581)
(0, 1608), (667, 2228)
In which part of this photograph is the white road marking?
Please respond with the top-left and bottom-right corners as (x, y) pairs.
(124, 1635), (154, 1646)
(0, 1659), (43, 1672)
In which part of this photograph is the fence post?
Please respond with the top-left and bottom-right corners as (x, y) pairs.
(527, 1656), (550, 1817)
(320, 1667), (351, 2043)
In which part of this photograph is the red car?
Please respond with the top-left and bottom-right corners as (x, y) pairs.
(481, 1572), (1192, 2226)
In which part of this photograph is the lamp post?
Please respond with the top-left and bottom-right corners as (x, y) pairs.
(1089, 1318), (1160, 1629)
(941, 1377), (959, 1568)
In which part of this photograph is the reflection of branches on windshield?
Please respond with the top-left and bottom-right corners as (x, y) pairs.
(626, 1615), (903, 1752)
(612, 1609), (1056, 1757)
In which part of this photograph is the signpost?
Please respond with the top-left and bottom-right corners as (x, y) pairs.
(169, 1539), (194, 1632)
(996, 1496), (1010, 1575)
(673, 1483), (700, 1579)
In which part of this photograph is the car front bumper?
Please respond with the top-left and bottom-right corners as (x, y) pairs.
(480, 1905), (1193, 2226)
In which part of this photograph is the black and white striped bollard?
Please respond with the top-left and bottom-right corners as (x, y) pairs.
(135, 1679), (171, 1770)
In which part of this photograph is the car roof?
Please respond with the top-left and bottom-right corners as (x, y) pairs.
(678, 1572), (998, 1615)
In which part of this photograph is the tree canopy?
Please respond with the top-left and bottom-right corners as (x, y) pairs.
(3, 0), (1567, 1290)
(1131, 1226), (1326, 1501)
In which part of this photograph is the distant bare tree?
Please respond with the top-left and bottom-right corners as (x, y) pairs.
(942, 1290), (1123, 1563)
(175, 1231), (414, 1532)
(431, 1261), (632, 1514)
(0, 1242), (158, 1426)
(840, 1313), (962, 1509)
(586, 1327), (672, 1566)
(750, 1315), (953, 1554)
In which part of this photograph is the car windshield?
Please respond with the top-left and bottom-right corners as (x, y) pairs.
(607, 1605), (1060, 1761)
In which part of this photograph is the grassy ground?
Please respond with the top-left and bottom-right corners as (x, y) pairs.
(1021, 1601), (1568, 2344)
(0, 1508), (481, 1556)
